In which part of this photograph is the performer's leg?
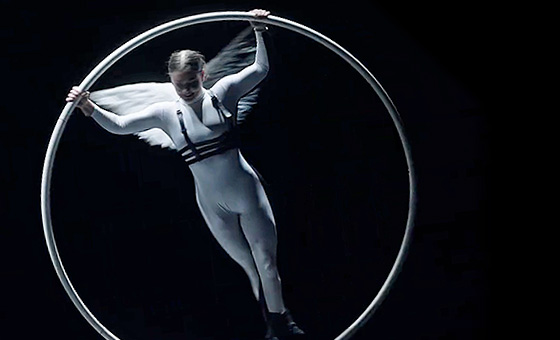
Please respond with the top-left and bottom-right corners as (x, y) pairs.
(197, 198), (262, 301)
(235, 180), (305, 337)
(239, 204), (286, 313)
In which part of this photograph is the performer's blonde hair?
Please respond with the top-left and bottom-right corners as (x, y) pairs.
(167, 50), (206, 74)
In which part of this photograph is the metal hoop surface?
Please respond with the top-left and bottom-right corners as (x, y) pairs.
(41, 11), (417, 340)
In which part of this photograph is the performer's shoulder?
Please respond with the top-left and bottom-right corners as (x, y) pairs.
(208, 83), (228, 100)
(152, 101), (179, 111)
(142, 101), (179, 121)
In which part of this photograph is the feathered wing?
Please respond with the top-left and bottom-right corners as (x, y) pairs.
(203, 26), (261, 125)
(89, 26), (261, 149)
(90, 82), (179, 150)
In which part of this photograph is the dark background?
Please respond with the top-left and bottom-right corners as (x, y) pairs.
(2, 0), (494, 339)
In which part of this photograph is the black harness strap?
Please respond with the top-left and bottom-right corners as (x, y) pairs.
(177, 132), (228, 155)
(176, 109), (201, 161)
(175, 91), (268, 185)
(210, 93), (233, 122)
(176, 91), (238, 164)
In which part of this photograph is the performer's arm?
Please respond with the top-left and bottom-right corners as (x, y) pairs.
(66, 86), (164, 135)
(213, 9), (270, 100)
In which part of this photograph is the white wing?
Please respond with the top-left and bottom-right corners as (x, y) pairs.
(88, 27), (264, 149)
(203, 27), (261, 125)
(90, 82), (179, 150)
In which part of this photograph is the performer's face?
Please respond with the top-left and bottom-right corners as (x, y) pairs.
(170, 70), (204, 102)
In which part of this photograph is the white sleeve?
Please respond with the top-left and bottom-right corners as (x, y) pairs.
(90, 102), (165, 135)
(213, 30), (269, 103)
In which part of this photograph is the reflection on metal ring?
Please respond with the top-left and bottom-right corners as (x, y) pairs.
(41, 11), (417, 340)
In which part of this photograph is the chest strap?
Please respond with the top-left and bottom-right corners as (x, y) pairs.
(176, 109), (201, 161)
(176, 91), (238, 164)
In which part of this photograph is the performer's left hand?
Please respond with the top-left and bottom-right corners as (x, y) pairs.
(248, 9), (270, 30)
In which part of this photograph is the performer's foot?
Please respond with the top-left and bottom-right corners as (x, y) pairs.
(264, 309), (305, 339)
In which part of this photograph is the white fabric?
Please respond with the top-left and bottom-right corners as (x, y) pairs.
(90, 82), (179, 149)
(89, 29), (268, 150)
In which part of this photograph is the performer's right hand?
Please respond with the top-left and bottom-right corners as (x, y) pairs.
(66, 86), (94, 117)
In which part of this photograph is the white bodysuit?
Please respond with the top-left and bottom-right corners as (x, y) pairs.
(89, 31), (277, 264)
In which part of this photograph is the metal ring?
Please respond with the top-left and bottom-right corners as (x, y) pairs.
(41, 11), (417, 340)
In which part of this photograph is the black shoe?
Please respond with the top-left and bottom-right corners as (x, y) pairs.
(265, 308), (305, 339)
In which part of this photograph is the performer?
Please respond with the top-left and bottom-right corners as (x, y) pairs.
(66, 9), (304, 340)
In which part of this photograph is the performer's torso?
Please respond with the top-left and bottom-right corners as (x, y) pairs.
(158, 89), (259, 190)
(177, 89), (230, 142)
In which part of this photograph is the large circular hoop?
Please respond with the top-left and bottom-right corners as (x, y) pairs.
(41, 11), (417, 340)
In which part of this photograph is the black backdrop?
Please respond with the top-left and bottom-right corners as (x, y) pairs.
(2, 1), (494, 339)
